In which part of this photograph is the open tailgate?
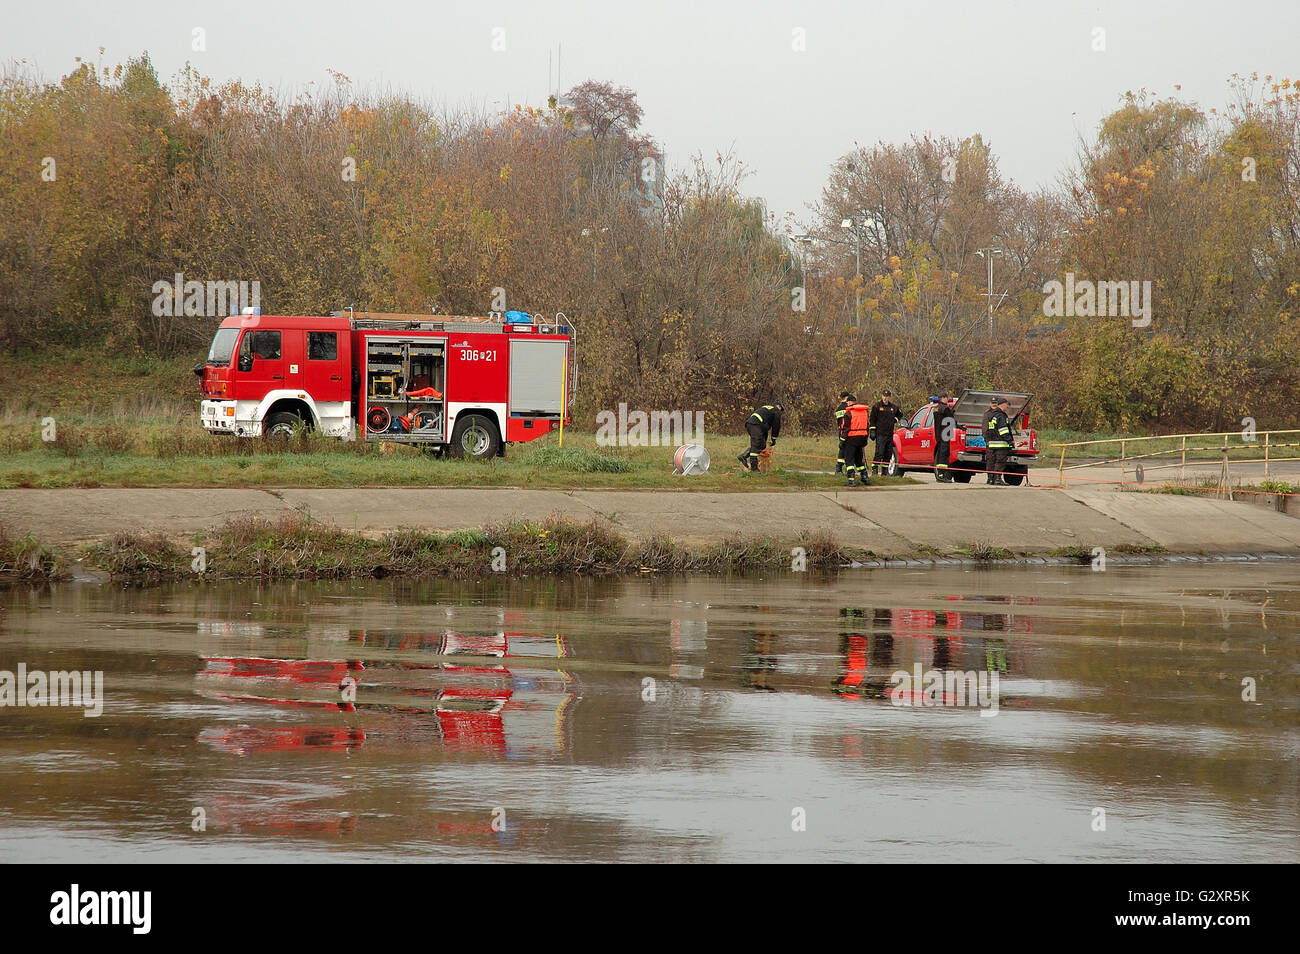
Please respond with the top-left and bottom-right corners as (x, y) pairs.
(951, 389), (1033, 431)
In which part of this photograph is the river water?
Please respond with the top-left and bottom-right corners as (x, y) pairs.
(0, 565), (1296, 863)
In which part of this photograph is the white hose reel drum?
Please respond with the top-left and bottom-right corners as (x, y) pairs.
(673, 444), (710, 476)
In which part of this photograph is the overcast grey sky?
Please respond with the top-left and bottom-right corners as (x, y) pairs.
(5, 0), (1295, 225)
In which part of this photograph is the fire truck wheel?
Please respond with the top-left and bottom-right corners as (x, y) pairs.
(887, 449), (903, 476)
(264, 411), (306, 440)
(1002, 464), (1027, 486)
(450, 414), (500, 460)
(952, 468), (973, 483)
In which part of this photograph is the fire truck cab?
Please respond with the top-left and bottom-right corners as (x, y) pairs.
(197, 310), (573, 458)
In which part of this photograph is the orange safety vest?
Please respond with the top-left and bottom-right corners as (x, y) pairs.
(844, 403), (871, 438)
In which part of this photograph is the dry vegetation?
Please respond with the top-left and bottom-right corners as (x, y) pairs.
(3, 59), (1299, 434)
(73, 513), (849, 583)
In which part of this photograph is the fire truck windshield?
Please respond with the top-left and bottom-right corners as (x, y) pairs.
(206, 327), (239, 365)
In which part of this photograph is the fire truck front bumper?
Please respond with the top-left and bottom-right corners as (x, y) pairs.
(201, 400), (242, 434)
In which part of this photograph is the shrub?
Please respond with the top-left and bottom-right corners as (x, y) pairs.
(0, 525), (62, 581)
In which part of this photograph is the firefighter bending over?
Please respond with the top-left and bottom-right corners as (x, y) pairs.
(738, 402), (784, 473)
(868, 390), (901, 477)
(838, 396), (873, 486)
(984, 397), (1014, 486)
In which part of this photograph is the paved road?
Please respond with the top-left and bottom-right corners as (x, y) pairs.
(1042, 459), (1300, 489)
(3, 481), (1298, 556)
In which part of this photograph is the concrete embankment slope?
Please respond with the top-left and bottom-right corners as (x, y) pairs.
(2, 483), (1298, 557)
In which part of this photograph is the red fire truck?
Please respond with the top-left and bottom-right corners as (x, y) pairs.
(196, 310), (574, 458)
(888, 389), (1040, 484)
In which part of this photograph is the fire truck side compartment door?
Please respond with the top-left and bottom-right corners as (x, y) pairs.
(508, 339), (568, 415)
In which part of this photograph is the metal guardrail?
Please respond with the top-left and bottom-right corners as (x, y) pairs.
(1051, 429), (1300, 498)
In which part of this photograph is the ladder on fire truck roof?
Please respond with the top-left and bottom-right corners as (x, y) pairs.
(338, 310), (574, 337)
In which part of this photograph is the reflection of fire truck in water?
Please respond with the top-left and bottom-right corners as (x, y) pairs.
(429, 630), (571, 753)
(833, 599), (1035, 703)
(195, 780), (361, 836)
(196, 630), (576, 759)
(198, 724), (366, 756)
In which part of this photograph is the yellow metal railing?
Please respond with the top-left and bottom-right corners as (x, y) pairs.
(1051, 429), (1300, 498)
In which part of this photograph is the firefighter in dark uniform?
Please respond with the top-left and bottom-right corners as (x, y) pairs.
(932, 393), (955, 482)
(867, 390), (901, 476)
(834, 391), (853, 474)
(838, 398), (872, 486)
(738, 402), (783, 472)
(979, 399), (996, 483)
(984, 397), (1014, 485)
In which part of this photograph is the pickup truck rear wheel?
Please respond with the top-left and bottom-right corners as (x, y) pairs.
(449, 414), (500, 460)
(887, 449), (903, 476)
(1002, 464), (1027, 486)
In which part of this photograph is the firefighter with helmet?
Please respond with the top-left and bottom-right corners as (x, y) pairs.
(839, 395), (873, 486)
(984, 396), (1015, 486)
(738, 402), (783, 473)
(834, 390), (854, 474)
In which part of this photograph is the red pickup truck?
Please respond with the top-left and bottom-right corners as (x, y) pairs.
(886, 389), (1039, 484)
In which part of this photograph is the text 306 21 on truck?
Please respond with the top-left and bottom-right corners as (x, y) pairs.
(196, 309), (574, 458)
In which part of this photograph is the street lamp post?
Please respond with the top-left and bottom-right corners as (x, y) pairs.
(976, 247), (1004, 338)
(784, 234), (816, 322)
(840, 217), (861, 286)
(793, 234), (814, 293)
(839, 211), (889, 326)
(841, 214), (872, 325)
